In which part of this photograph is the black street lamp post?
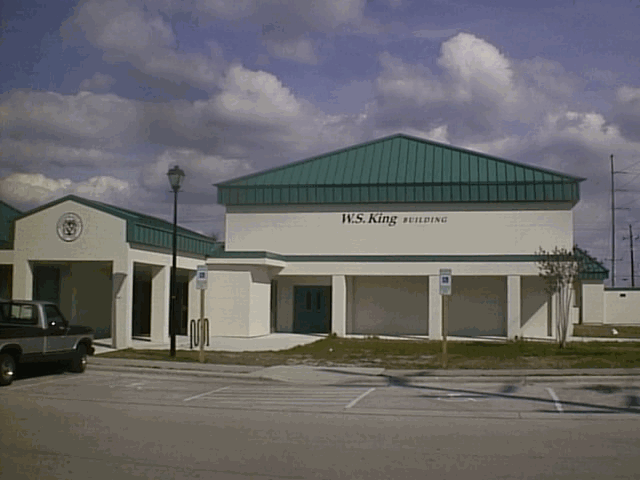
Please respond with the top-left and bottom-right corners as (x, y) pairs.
(167, 165), (185, 357)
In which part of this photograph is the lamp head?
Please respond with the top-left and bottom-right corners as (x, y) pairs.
(167, 165), (185, 192)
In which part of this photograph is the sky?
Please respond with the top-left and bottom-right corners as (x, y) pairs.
(1, 0), (640, 286)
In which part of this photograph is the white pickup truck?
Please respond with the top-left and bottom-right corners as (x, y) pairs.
(0, 300), (95, 386)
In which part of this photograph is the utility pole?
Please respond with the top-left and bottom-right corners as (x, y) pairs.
(611, 155), (632, 287)
(611, 154), (616, 287)
(624, 225), (639, 287)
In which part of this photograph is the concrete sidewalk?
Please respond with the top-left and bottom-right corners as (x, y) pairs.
(88, 356), (640, 385)
(93, 333), (639, 356)
(92, 333), (324, 355)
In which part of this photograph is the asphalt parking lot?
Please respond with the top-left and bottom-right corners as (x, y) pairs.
(6, 364), (640, 419)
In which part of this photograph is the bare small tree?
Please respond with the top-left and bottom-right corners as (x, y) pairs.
(536, 246), (585, 348)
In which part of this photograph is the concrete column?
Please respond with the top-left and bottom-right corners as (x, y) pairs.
(150, 265), (170, 343)
(507, 275), (521, 340)
(12, 259), (33, 300)
(111, 260), (133, 349)
(332, 275), (346, 336)
(428, 275), (442, 340)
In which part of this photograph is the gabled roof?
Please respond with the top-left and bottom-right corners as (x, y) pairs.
(16, 195), (218, 258)
(0, 200), (22, 249)
(217, 133), (585, 206)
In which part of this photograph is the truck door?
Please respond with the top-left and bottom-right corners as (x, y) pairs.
(44, 305), (76, 353)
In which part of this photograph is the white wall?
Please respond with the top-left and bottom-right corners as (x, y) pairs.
(206, 270), (252, 336)
(226, 207), (573, 256)
(605, 289), (640, 325)
(351, 276), (428, 335)
(521, 276), (550, 338)
(14, 201), (128, 262)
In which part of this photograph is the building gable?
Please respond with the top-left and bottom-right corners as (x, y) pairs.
(0, 200), (22, 249)
(14, 195), (218, 258)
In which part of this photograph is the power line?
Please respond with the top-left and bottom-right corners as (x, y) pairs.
(623, 224), (639, 287)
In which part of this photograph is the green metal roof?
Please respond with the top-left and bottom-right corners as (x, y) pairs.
(575, 247), (609, 281)
(15, 195), (219, 258)
(0, 200), (22, 250)
(217, 134), (585, 206)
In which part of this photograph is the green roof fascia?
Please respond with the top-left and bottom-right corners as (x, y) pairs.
(17, 195), (218, 258)
(217, 181), (581, 206)
(216, 134), (584, 206)
(0, 200), (22, 250)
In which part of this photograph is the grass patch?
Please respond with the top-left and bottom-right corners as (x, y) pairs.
(99, 337), (640, 370)
(573, 324), (640, 338)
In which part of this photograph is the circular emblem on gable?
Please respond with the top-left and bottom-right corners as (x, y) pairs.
(56, 213), (83, 242)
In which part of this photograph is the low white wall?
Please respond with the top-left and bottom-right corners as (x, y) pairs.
(605, 289), (640, 325)
(582, 281), (604, 324)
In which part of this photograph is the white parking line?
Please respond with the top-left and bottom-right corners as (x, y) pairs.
(546, 387), (564, 413)
(183, 386), (229, 402)
(345, 387), (376, 409)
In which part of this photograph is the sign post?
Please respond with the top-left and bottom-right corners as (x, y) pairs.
(196, 265), (208, 363)
(439, 269), (452, 369)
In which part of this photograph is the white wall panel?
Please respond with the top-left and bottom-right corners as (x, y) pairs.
(226, 209), (573, 255)
(448, 276), (506, 336)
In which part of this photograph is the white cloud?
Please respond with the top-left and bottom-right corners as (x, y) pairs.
(611, 85), (640, 142)
(0, 90), (140, 145)
(66, 0), (225, 92)
(214, 64), (303, 121)
(0, 173), (131, 206)
(372, 33), (591, 141)
(616, 86), (640, 103)
(376, 52), (445, 105)
(141, 148), (254, 192)
(0, 139), (123, 168)
(437, 32), (517, 104)
(79, 72), (116, 92)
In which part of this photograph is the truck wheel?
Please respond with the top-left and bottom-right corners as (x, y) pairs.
(0, 353), (16, 386)
(70, 345), (87, 373)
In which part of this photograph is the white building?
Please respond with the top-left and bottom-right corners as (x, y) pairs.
(207, 133), (609, 340)
(0, 134), (615, 348)
(0, 195), (217, 348)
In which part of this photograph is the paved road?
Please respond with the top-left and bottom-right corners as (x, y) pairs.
(1, 365), (640, 479)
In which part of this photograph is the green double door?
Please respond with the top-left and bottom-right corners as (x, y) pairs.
(294, 286), (331, 334)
